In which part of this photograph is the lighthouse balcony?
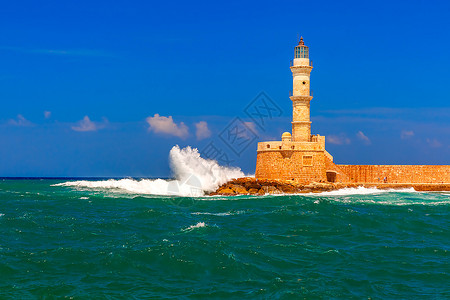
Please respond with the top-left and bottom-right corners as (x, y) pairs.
(290, 59), (313, 67)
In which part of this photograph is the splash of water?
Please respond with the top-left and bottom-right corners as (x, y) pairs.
(182, 222), (207, 231)
(168, 145), (244, 193)
(54, 145), (245, 196)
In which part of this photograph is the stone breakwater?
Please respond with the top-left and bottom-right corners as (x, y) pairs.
(209, 177), (450, 195)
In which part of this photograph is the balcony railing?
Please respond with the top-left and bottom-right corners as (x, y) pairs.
(289, 60), (313, 67)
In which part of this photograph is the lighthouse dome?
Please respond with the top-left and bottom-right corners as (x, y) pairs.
(282, 132), (292, 142)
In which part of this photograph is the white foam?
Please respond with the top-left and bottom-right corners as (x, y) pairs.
(191, 210), (245, 216)
(53, 145), (245, 197)
(206, 186), (419, 198)
(183, 222), (207, 231)
(432, 192), (450, 196)
(311, 186), (417, 196)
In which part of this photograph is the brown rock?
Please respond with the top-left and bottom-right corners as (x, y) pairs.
(279, 184), (297, 193)
(248, 188), (259, 194)
(265, 186), (282, 194)
(218, 188), (235, 195)
(231, 184), (248, 194)
(244, 182), (261, 190)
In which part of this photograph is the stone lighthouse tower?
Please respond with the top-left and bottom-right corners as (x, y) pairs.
(291, 37), (313, 142)
(255, 37), (330, 183)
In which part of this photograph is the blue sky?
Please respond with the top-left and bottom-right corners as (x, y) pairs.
(1, 0), (449, 177)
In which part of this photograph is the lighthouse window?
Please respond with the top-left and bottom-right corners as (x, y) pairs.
(303, 155), (313, 166)
(295, 46), (309, 59)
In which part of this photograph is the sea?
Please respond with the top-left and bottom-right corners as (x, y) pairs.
(0, 146), (449, 299)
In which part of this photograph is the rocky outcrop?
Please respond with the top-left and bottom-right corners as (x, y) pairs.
(209, 177), (450, 195)
(210, 177), (337, 195)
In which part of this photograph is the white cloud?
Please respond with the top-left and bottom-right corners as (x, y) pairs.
(195, 121), (211, 140)
(244, 121), (258, 134)
(44, 111), (51, 119)
(327, 134), (351, 145)
(230, 121), (259, 140)
(146, 114), (189, 139)
(426, 138), (442, 148)
(401, 130), (414, 139)
(356, 131), (371, 145)
(71, 116), (107, 132)
(8, 114), (33, 127)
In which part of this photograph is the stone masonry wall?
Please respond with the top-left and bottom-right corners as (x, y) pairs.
(324, 156), (350, 183)
(255, 150), (327, 183)
(337, 165), (450, 183)
(255, 143), (450, 184)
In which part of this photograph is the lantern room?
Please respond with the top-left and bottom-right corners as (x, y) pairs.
(294, 37), (309, 59)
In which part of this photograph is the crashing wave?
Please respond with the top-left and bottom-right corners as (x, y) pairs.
(54, 145), (245, 196)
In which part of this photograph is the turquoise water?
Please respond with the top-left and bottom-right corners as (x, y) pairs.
(0, 179), (449, 299)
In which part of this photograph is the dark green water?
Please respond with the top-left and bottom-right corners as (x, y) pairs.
(0, 179), (449, 299)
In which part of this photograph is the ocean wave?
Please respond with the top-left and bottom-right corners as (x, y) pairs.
(53, 145), (245, 197)
(311, 186), (418, 196)
(191, 210), (245, 216)
(182, 222), (207, 231)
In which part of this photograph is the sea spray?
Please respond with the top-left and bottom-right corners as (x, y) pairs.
(169, 145), (244, 192)
(54, 145), (245, 196)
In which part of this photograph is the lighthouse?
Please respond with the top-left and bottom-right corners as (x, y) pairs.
(253, 38), (450, 185)
(290, 37), (313, 142)
(255, 37), (329, 183)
